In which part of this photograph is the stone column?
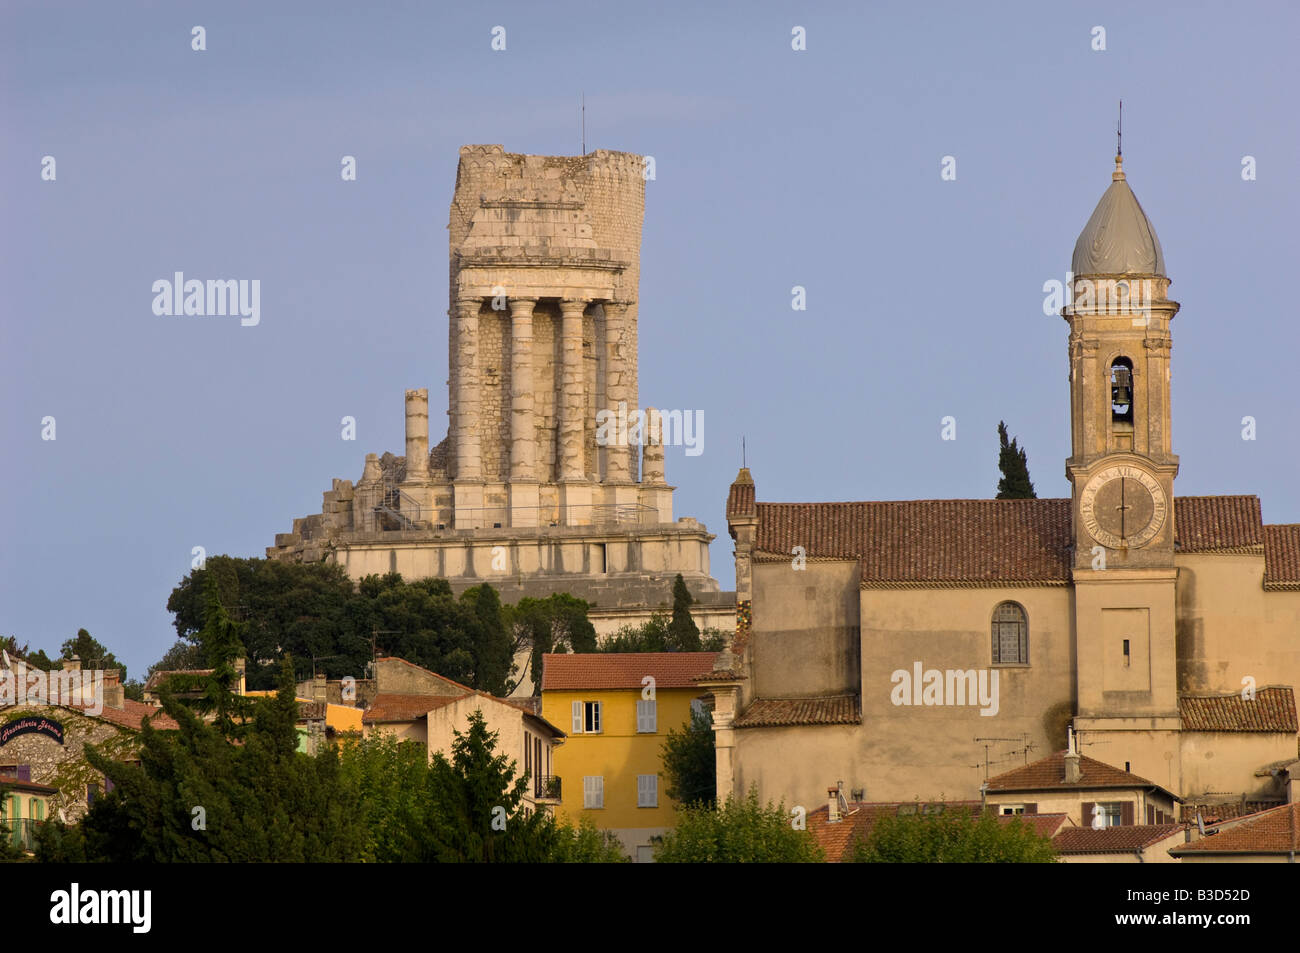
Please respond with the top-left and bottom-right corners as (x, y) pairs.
(509, 298), (538, 482)
(403, 389), (429, 481)
(641, 406), (665, 484)
(602, 301), (633, 482)
(454, 297), (482, 482)
(558, 298), (587, 483)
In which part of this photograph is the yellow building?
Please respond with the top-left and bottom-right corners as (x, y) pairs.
(541, 652), (718, 861)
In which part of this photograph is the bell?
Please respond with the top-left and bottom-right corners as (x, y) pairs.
(1112, 366), (1132, 406)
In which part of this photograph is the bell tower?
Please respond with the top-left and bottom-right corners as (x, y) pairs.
(1064, 152), (1180, 570)
(1065, 146), (1183, 794)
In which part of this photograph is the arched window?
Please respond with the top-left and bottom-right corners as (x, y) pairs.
(992, 602), (1029, 665)
(1110, 358), (1134, 424)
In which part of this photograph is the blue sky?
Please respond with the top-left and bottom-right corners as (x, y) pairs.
(4, 0), (1297, 677)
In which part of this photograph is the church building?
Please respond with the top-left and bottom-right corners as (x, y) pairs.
(708, 151), (1300, 817)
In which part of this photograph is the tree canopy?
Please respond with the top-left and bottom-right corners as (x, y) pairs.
(850, 805), (1058, 863)
(996, 420), (1037, 499)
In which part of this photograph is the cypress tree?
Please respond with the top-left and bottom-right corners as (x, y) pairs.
(667, 574), (701, 652)
(996, 421), (1037, 499)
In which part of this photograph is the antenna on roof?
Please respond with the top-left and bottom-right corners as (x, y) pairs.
(1117, 99), (1123, 157)
(581, 92), (586, 155)
(742, 436), (747, 468)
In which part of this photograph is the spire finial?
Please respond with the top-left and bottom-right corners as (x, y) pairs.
(1113, 101), (1125, 181)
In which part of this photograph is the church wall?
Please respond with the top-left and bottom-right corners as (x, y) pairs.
(1175, 553), (1300, 696)
(750, 560), (860, 699)
(731, 724), (860, 813)
(1180, 731), (1294, 800)
(858, 586), (1076, 802)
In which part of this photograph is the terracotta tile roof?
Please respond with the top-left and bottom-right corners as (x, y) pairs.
(1052, 824), (1186, 854)
(747, 495), (1276, 586)
(755, 499), (1073, 585)
(1173, 496), (1262, 551)
(734, 694), (860, 728)
(1170, 802), (1300, 855)
(540, 653), (719, 691)
(1263, 524), (1300, 588)
(726, 469), (757, 520)
(53, 699), (179, 732)
(1179, 687), (1297, 733)
(362, 692), (462, 724)
(985, 750), (1166, 794)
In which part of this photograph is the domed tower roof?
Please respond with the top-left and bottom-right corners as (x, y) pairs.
(1071, 156), (1165, 276)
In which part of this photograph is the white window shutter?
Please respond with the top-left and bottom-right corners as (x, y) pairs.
(646, 700), (656, 732)
(584, 776), (603, 809)
(637, 774), (658, 807)
(572, 700), (583, 734)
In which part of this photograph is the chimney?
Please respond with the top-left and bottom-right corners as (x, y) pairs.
(102, 669), (124, 710)
(62, 655), (81, 673)
(234, 657), (246, 697)
(313, 673), (327, 705)
(404, 389), (430, 481)
(1064, 726), (1082, 784)
(827, 785), (841, 823)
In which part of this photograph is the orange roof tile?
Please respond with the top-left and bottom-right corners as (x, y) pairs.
(734, 694), (860, 728)
(1170, 802), (1300, 855)
(985, 750), (1171, 796)
(1263, 524), (1300, 588)
(540, 653), (719, 691)
(1179, 687), (1297, 733)
(362, 693), (463, 724)
(1052, 824), (1186, 854)
(744, 495), (1286, 586)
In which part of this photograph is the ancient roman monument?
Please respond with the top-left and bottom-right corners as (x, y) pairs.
(268, 145), (731, 635)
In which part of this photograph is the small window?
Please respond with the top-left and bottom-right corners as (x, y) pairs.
(583, 776), (604, 809)
(637, 775), (658, 808)
(1000, 804), (1025, 816)
(571, 700), (602, 734)
(636, 699), (657, 733)
(991, 602), (1029, 665)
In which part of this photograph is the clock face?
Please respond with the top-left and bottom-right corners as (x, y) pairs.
(1079, 465), (1167, 549)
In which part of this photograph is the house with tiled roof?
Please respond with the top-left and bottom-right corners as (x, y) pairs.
(540, 651), (718, 860)
(361, 657), (566, 816)
(1168, 801), (1300, 863)
(711, 153), (1300, 822)
(1052, 823), (1188, 864)
(984, 734), (1179, 828)
(1, 656), (177, 824)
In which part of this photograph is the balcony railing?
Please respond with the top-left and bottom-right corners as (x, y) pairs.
(4, 818), (42, 853)
(534, 775), (561, 801)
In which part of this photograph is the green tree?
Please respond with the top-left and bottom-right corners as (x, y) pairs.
(996, 421), (1037, 499)
(654, 787), (824, 862)
(549, 816), (630, 863)
(418, 709), (555, 862)
(661, 707), (716, 807)
(600, 612), (670, 653)
(509, 593), (597, 695)
(71, 659), (367, 863)
(147, 639), (208, 676)
(849, 805), (1058, 863)
(667, 574), (701, 651)
(59, 628), (128, 682)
